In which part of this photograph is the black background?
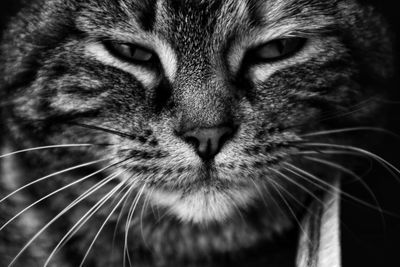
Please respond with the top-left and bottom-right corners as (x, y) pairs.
(1, 1), (399, 266)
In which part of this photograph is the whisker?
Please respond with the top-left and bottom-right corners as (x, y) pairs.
(283, 96), (380, 131)
(109, 180), (138, 266)
(268, 168), (325, 208)
(223, 191), (246, 224)
(43, 170), (131, 267)
(9, 169), (123, 267)
(0, 158), (109, 204)
(292, 150), (376, 172)
(140, 187), (154, 249)
(124, 185), (146, 267)
(1, 161), (116, 232)
(267, 178), (310, 242)
(302, 127), (400, 138)
(284, 163), (400, 218)
(0, 144), (96, 159)
(7, 157), (133, 267)
(303, 156), (386, 230)
(283, 163), (345, 195)
(302, 143), (400, 181)
(67, 122), (136, 140)
(315, 96), (380, 123)
(292, 150), (361, 156)
(79, 181), (137, 267)
(153, 208), (170, 229)
(304, 157), (379, 203)
(247, 176), (277, 218)
(51, 172), (132, 256)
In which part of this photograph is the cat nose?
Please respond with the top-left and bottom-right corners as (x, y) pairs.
(182, 126), (235, 160)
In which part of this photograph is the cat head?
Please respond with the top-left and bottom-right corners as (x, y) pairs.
(0, 0), (393, 224)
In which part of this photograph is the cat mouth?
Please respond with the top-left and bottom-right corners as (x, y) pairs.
(158, 166), (228, 191)
(148, 179), (256, 223)
(198, 163), (217, 180)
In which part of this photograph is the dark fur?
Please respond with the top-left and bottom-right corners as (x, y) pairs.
(0, 0), (393, 266)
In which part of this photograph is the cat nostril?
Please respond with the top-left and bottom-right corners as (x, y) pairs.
(182, 126), (235, 160)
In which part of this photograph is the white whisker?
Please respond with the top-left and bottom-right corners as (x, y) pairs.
(304, 156), (379, 204)
(0, 144), (95, 159)
(269, 168), (325, 208)
(79, 181), (137, 267)
(1, 162), (116, 233)
(284, 163), (400, 218)
(51, 172), (131, 253)
(248, 176), (276, 217)
(123, 185), (146, 267)
(292, 150), (361, 156)
(302, 143), (400, 180)
(42, 170), (130, 267)
(7, 160), (130, 267)
(267, 178), (310, 242)
(140, 187), (154, 248)
(223, 191), (246, 223)
(109, 180), (138, 266)
(304, 156), (386, 228)
(0, 158), (109, 204)
(316, 96), (378, 123)
(302, 127), (399, 138)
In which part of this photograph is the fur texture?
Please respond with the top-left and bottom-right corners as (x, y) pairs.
(0, 0), (393, 266)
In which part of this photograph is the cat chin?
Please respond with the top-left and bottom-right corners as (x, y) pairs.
(148, 187), (256, 224)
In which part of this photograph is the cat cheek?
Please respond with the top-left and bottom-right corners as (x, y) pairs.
(131, 70), (159, 89)
(50, 93), (106, 113)
(250, 66), (281, 83)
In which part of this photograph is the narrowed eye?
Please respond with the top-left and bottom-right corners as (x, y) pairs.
(251, 37), (306, 62)
(104, 41), (155, 64)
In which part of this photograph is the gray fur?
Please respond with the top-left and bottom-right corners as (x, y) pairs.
(0, 0), (393, 266)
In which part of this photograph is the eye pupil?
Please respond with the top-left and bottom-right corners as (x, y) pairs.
(258, 43), (281, 58)
(105, 41), (155, 63)
(131, 48), (153, 61)
(253, 37), (306, 62)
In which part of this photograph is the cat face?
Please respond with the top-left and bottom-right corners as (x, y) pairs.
(1, 0), (392, 224)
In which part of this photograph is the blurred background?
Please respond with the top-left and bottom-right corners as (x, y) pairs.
(340, 1), (400, 267)
(1, 0), (399, 266)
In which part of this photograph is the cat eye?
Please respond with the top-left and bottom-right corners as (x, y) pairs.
(250, 37), (306, 63)
(104, 41), (155, 64)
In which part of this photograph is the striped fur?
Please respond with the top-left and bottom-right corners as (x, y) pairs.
(0, 0), (393, 266)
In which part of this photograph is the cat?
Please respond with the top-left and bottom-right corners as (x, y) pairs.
(0, 0), (394, 266)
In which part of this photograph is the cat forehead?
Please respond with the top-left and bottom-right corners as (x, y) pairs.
(156, 0), (338, 27)
(79, 0), (339, 33)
